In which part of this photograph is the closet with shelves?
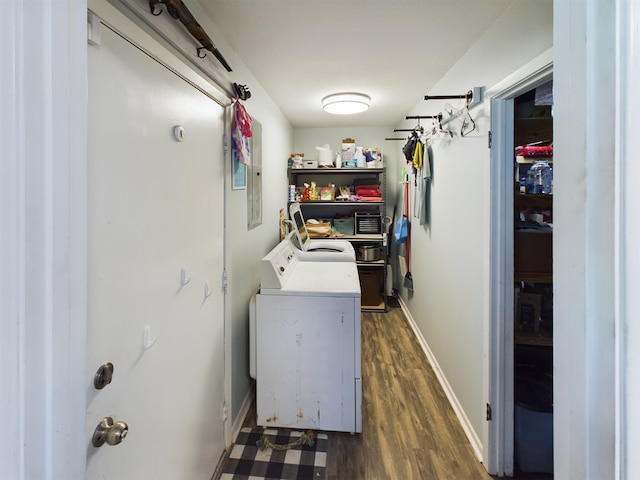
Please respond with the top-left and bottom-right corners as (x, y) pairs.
(511, 82), (554, 476)
(288, 167), (387, 312)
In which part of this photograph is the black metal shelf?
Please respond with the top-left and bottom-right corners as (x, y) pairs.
(288, 168), (385, 174)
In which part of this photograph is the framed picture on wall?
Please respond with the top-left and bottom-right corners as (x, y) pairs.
(232, 151), (247, 190)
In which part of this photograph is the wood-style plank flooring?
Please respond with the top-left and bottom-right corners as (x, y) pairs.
(240, 307), (494, 479)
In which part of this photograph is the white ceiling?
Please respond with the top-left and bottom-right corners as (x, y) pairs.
(198, 0), (514, 128)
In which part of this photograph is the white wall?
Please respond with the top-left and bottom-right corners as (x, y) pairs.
(397, 0), (553, 454)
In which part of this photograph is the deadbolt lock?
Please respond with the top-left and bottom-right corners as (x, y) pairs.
(93, 362), (114, 390)
(92, 416), (128, 447)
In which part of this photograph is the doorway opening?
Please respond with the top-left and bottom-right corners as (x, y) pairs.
(512, 82), (554, 479)
(485, 55), (552, 477)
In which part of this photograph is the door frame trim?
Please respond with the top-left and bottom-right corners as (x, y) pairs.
(483, 48), (553, 476)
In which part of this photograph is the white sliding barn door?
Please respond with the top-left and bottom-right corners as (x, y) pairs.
(86, 23), (225, 480)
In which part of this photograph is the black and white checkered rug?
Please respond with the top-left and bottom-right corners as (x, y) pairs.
(219, 427), (328, 480)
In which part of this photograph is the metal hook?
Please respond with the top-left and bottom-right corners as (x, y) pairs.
(197, 47), (207, 59)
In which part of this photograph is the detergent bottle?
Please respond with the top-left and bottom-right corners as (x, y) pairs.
(354, 147), (365, 168)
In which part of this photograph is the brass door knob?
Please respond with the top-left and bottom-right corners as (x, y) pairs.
(92, 416), (128, 447)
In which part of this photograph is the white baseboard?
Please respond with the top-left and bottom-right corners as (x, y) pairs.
(231, 384), (255, 444)
(398, 297), (484, 462)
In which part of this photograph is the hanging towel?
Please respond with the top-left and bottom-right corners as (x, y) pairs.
(412, 139), (423, 169)
(422, 140), (431, 181)
(413, 142), (431, 225)
(231, 101), (252, 165)
(414, 168), (422, 221)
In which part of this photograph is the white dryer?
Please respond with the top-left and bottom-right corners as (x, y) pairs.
(250, 238), (362, 433)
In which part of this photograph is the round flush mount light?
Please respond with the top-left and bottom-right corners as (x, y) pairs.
(322, 92), (371, 115)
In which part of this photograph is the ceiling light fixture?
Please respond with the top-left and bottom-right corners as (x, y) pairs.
(322, 92), (370, 115)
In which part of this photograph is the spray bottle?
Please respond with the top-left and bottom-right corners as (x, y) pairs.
(354, 146), (365, 168)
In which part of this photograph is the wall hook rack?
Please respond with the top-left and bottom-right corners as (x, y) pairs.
(405, 115), (439, 120)
(424, 91), (473, 102)
(424, 87), (483, 109)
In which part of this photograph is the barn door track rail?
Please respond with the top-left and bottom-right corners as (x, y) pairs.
(149, 0), (233, 72)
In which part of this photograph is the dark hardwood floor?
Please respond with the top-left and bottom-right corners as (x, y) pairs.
(239, 307), (496, 479)
(234, 306), (553, 479)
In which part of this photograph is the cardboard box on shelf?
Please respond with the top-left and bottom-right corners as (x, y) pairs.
(516, 292), (542, 332)
(303, 160), (318, 169)
(341, 138), (355, 163)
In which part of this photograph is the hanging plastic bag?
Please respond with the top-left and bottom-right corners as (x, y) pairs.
(395, 215), (408, 244)
(232, 101), (252, 165)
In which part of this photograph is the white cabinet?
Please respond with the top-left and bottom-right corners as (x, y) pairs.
(255, 293), (361, 433)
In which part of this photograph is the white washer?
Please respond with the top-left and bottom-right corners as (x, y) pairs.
(289, 202), (355, 262)
(249, 238), (362, 433)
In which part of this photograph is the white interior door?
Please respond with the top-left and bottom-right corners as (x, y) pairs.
(86, 24), (225, 479)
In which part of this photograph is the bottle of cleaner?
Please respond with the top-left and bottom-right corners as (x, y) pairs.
(354, 147), (365, 168)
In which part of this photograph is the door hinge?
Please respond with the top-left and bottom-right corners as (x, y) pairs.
(223, 133), (228, 155)
(487, 131), (492, 148)
(222, 269), (228, 293)
(486, 402), (492, 421)
(222, 402), (228, 421)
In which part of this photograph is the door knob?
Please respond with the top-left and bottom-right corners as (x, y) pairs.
(92, 416), (128, 447)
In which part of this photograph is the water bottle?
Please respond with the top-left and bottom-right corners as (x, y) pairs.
(530, 160), (551, 194)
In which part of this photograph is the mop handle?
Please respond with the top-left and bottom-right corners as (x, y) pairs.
(405, 179), (410, 270)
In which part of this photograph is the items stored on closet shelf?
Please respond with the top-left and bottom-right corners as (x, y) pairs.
(525, 160), (553, 195)
(515, 145), (553, 157)
(514, 143), (553, 195)
(289, 140), (382, 169)
(341, 141), (383, 169)
(288, 153), (304, 169)
(291, 182), (336, 202)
